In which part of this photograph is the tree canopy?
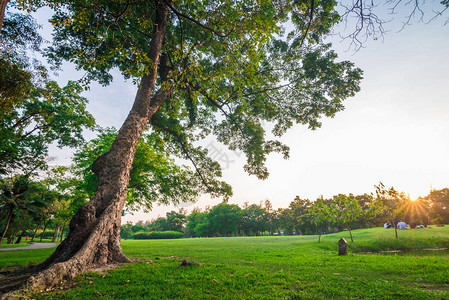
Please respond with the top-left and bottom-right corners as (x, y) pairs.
(45, 0), (362, 189)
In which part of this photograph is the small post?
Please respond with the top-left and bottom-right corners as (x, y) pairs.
(338, 238), (347, 256)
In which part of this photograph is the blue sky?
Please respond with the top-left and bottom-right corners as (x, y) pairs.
(31, 5), (449, 222)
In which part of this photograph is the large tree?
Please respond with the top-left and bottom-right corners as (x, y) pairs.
(4, 0), (367, 291)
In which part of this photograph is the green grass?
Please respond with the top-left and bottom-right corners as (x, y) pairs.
(1, 239), (32, 249)
(1, 227), (449, 299)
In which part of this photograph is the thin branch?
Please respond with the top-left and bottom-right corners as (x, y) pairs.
(150, 120), (214, 193)
(162, 0), (236, 38)
(299, 0), (316, 47)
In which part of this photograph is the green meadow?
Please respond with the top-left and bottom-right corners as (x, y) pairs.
(1, 227), (449, 299)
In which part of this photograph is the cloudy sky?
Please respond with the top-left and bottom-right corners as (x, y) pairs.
(34, 4), (449, 223)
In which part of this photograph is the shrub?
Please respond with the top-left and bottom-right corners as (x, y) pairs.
(37, 230), (55, 239)
(132, 231), (184, 239)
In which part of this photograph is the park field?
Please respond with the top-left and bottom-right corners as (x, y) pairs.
(1, 227), (449, 299)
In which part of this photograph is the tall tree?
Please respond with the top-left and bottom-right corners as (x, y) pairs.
(17, 0), (364, 289)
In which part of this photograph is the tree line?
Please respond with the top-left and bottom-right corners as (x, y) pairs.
(121, 184), (449, 241)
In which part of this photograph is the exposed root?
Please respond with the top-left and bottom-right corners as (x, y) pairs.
(0, 268), (35, 298)
(0, 259), (128, 299)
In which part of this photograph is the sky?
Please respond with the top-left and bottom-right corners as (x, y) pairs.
(31, 4), (449, 223)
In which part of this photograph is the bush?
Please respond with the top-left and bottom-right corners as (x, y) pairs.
(132, 231), (184, 240)
(37, 230), (55, 239)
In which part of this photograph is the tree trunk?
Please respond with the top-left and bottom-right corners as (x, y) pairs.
(15, 230), (26, 244)
(392, 219), (398, 239)
(31, 222), (41, 242)
(347, 226), (353, 243)
(0, 0), (10, 33)
(59, 224), (66, 242)
(51, 224), (59, 243)
(23, 1), (171, 292)
(40, 221), (48, 242)
(0, 209), (13, 247)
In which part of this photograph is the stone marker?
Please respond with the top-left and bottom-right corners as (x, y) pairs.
(338, 238), (347, 255)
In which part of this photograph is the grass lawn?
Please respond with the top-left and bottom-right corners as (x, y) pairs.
(0, 240), (32, 249)
(1, 227), (448, 299)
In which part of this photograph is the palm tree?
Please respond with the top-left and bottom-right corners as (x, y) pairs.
(0, 176), (46, 246)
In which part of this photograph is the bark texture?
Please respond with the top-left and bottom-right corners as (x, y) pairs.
(0, 0), (9, 33)
(19, 1), (171, 292)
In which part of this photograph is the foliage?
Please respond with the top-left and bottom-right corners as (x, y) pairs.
(132, 230), (183, 240)
(0, 13), (43, 115)
(185, 211), (210, 238)
(329, 194), (363, 242)
(72, 128), (217, 212)
(0, 175), (47, 246)
(240, 204), (268, 236)
(310, 197), (334, 241)
(120, 222), (133, 240)
(207, 203), (242, 237)
(426, 188), (449, 224)
(0, 13), (95, 176)
(41, 0), (363, 200)
(37, 229), (56, 240)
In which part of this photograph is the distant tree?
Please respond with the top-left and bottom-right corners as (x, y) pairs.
(186, 211), (210, 237)
(120, 222), (133, 240)
(208, 203), (242, 237)
(131, 224), (145, 233)
(166, 211), (186, 232)
(152, 217), (170, 232)
(288, 197), (315, 235)
(330, 194), (363, 242)
(374, 183), (408, 239)
(241, 204), (267, 236)
(277, 208), (295, 235)
(426, 188), (449, 224)
(311, 198), (334, 242)
(267, 209), (282, 235)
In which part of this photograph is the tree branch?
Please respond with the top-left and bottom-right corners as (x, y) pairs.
(162, 0), (236, 38)
(299, 0), (315, 47)
(149, 120), (214, 194)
